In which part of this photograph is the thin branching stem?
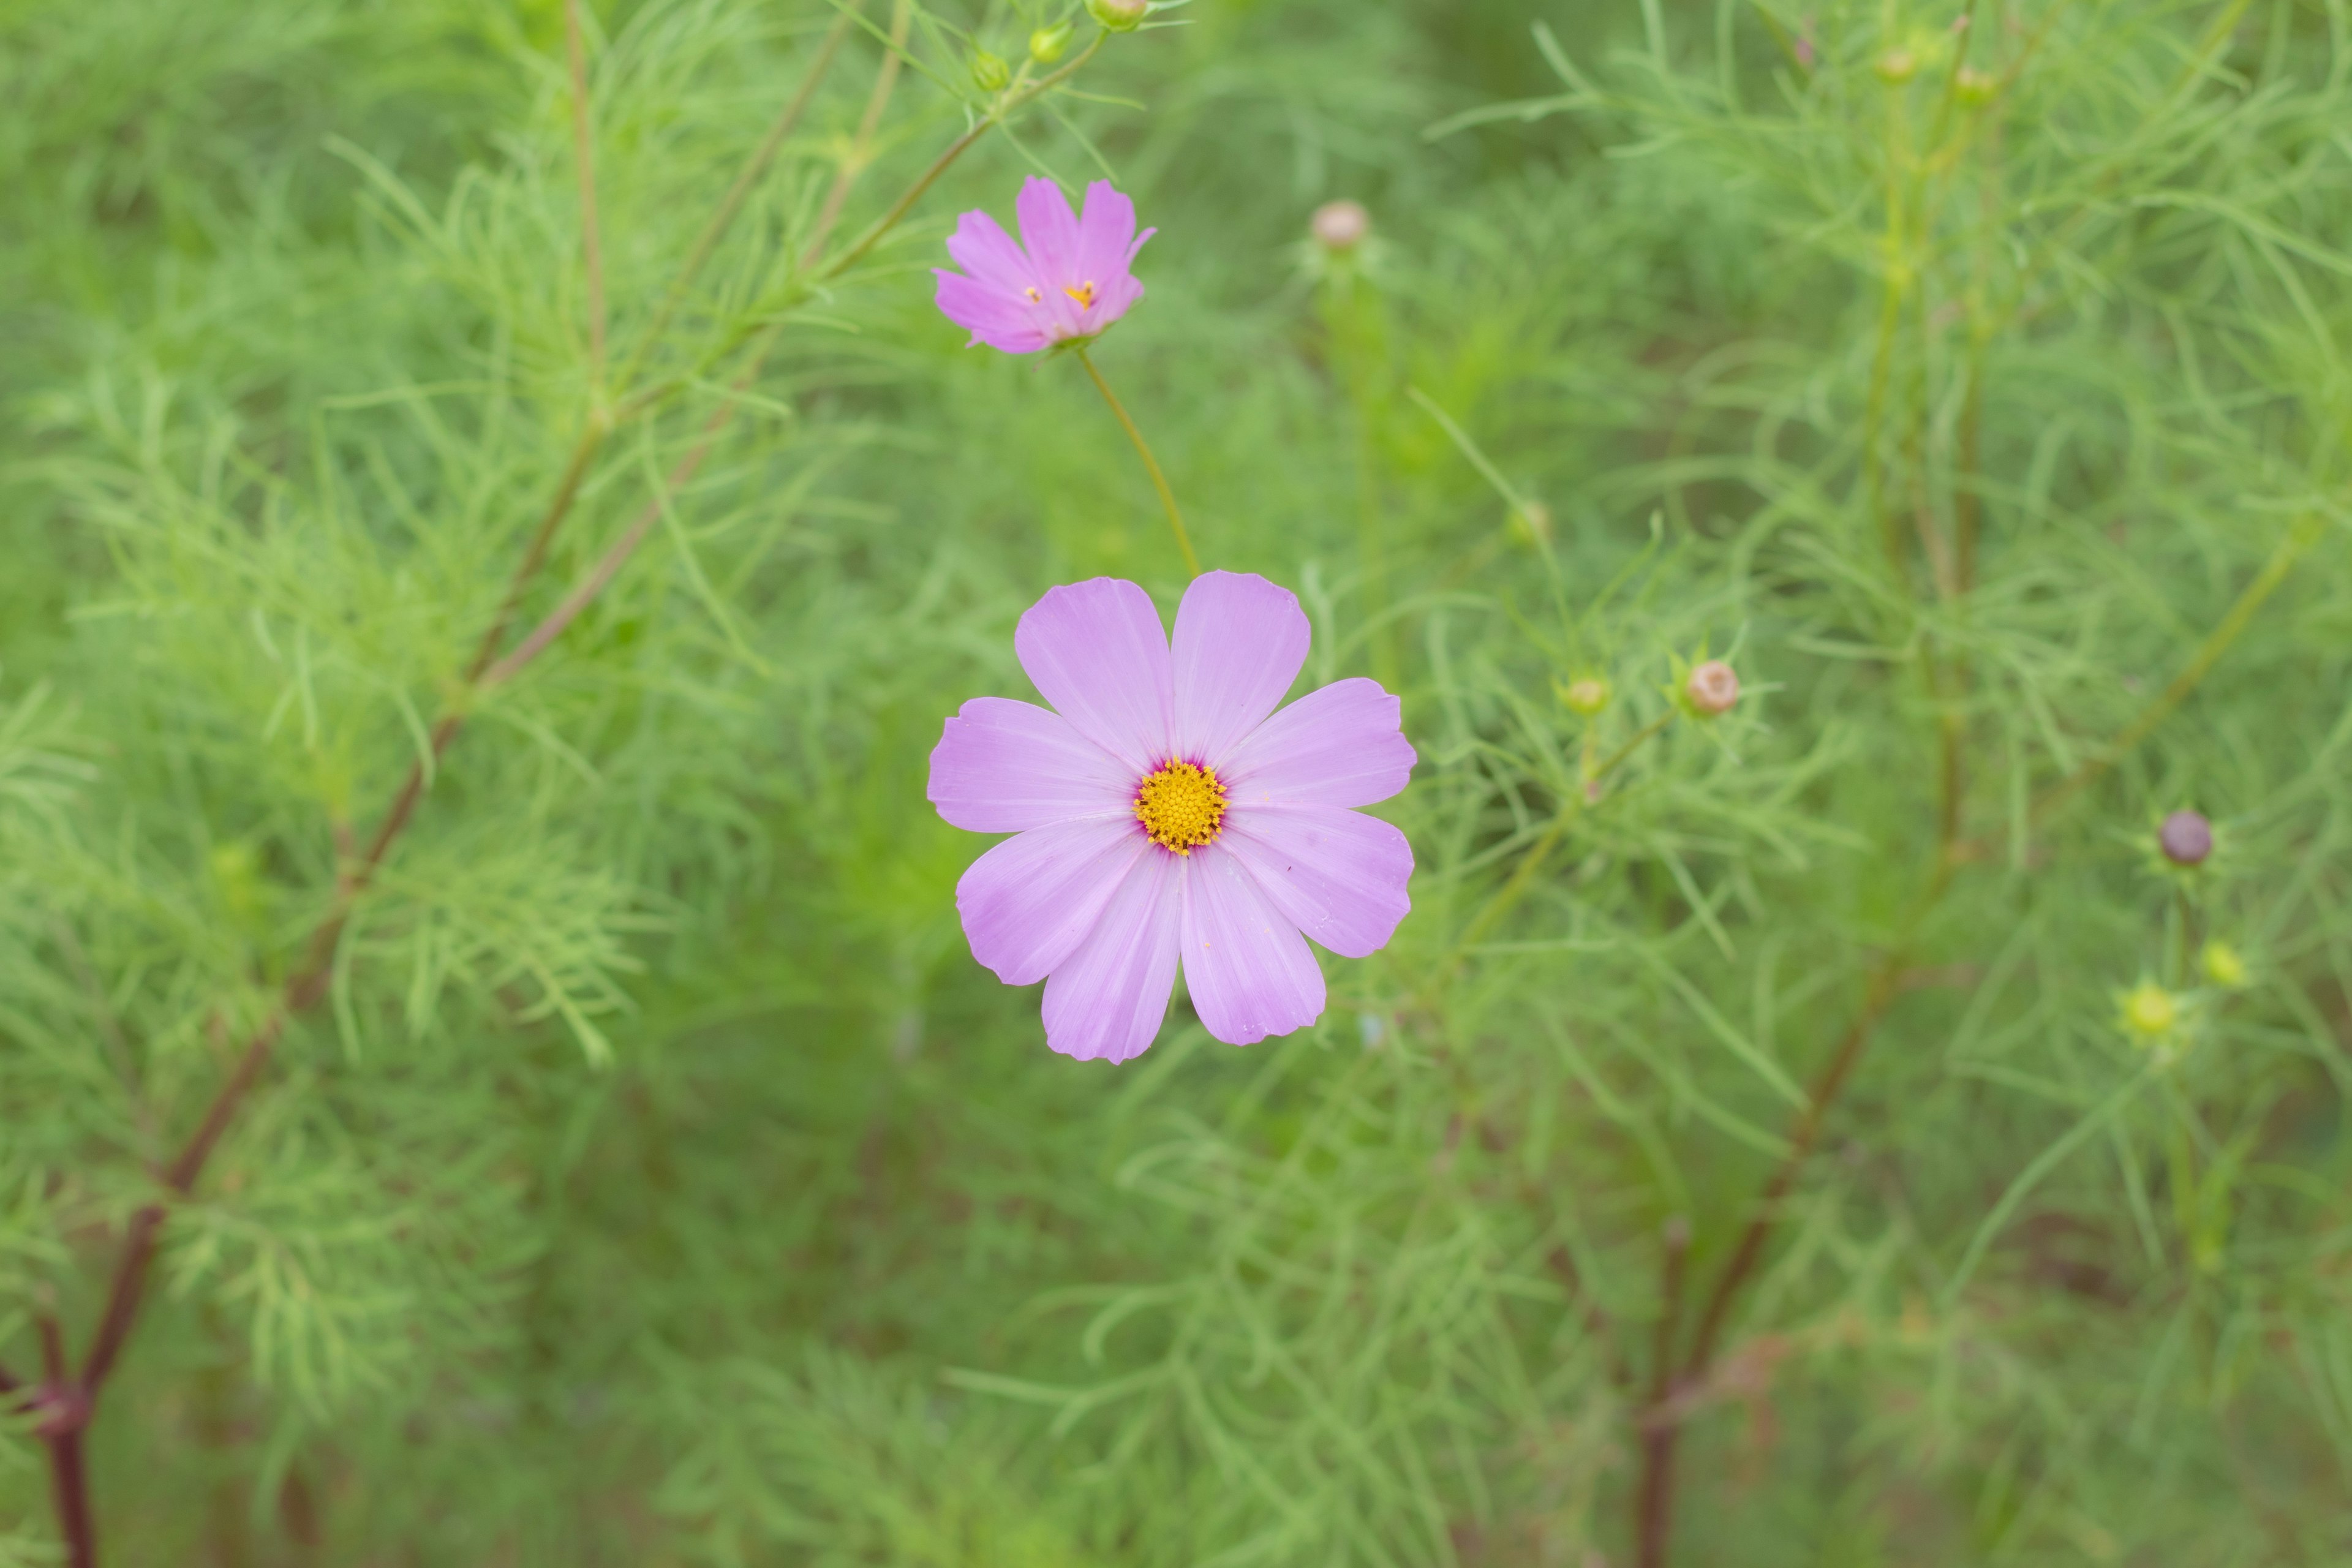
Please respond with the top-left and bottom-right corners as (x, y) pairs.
(2030, 514), (2321, 829)
(46, 40), (1126, 1547)
(616, 6), (861, 393)
(804, 0), (911, 271)
(564, 0), (607, 396)
(1075, 346), (1200, 578)
(1633, 506), (2320, 1561)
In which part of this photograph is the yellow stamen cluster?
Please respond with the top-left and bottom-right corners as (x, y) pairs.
(1134, 761), (1227, 855)
(1063, 281), (1098, 309)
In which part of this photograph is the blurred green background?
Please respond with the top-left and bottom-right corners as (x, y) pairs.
(4, 0), (2351, 1562)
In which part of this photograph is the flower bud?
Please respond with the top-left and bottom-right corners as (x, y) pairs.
(969, 48), (1011, 94)
(1028, 22), (1075, 63)
(1086, 0), (1149, 31)
(2119, 981), (2180, 1040)
(1559, 676), (1611, 717)
(2158, 809), (2212, 867)
(1874, 47), (1920, 84)
(1955, 64), (1997, 105)
(1684, 659), (1740, 718)
(1311, 198), (1370, 253)
(1508, 499), (1551, 546)
(2200, 941), (2247, 989)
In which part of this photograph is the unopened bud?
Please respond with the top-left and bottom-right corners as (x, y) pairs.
(2120, 981), (2180, 1040)
(1559, 677), (1611, 717)
(2158, 809), (2212, 867)
(969, 48), (1010, 94)
(1874, 47), (1920, 84)
(2200, 941), (2247, 989)
(1509, 499), (1551, 546)
(1086, 0), (1150, 31)
(1684, 659), (1740, 718)
(1028, 22), (1074, 63)
(1310, 198), (1370, 252)
(1956, 64), (1997, 104)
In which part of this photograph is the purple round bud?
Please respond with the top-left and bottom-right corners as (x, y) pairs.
(2159, 810), (2212, 867)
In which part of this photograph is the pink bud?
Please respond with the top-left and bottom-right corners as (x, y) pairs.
(1686, 660), (1740, 717)
(2159, 810), (2212, 867)
(1311, 199), (1370, 252)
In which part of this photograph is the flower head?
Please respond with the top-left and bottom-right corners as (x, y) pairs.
(928, 573), (1417, 1062)
(933, 178), (1155, 355)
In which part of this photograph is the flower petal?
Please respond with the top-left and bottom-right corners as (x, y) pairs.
(1076, 181), (1139, 286)
(1179, 843), (1325, 1045)
(944, 208), (1041, 295)
(1171, 570), (1310, 767)
(929, 696), (1133, 832)
(934, 271), (1050, 353)
(1219, 677), (1415, 808)
(1042, 848), (1180, 1062)
(1014, 578), (1176, 774)
(1016, 177), (1084, 287)
(957, 817), (1147, 986)
(1221, 805), (1412, 959)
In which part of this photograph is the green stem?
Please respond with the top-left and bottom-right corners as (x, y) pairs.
(1450, 708), (1678, 959)
(2034, 514), (2320, 826)
(1076, 345), (1200, 578)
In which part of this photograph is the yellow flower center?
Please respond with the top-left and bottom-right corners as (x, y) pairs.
(1063, 281), (1098, 310)
(1134, 761), (1226, 855)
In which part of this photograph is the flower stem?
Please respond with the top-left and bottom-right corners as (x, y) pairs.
(1076, 345), (1201, 578)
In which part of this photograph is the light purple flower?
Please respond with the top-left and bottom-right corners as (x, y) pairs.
(928, 573), (1415, 1063)
(933, 178), (1155, 354)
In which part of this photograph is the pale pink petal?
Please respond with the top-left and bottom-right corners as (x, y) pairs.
(928, 696), (1133, 832)
(1016, 177), (1084, 287)
(1076, 181), (1139, 285)
(1077, 183), (1150, 331)
(957, 817), (1147, 986)
(1091, 263), (1147, 329)
(1219, 678), (1415, 808)
(934, 271), (1050, 353)
(1041, 849), (1180, 1062)
(1179, 843), (1325, 1045)
(1221, 805), (1411, 959)
(1014, 578), (1176, 774)
(1171, 571), (1310, 767)
(944, 208), (1040, 294)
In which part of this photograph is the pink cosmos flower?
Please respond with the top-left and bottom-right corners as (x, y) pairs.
(933, 177), (1155, 353)
(928, 573), (1415, 1063)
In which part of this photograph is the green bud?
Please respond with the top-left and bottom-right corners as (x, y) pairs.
(1874, 47), (1920, 85)
(970, 48), (1011, 94)
(1507, 499), (1551, 547)
(1955, 65), (1997, 105)
(2119, 981), (2179, 1040)
(2200, 941), (2248, 989)
(1559, 676), (1611, 717)
(1086, 0), (1149, 32)
(1029, 22), (1075, 63)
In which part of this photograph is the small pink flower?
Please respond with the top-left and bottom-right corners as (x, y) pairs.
(929, 573), (1416, 1063)
(933, 177), (1155, 354)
